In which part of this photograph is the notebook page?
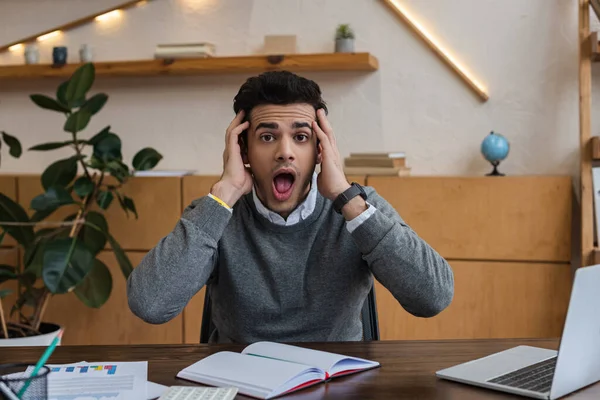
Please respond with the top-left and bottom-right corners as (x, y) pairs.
(176, 351), (324, 399)
(241, 342), (378, 376)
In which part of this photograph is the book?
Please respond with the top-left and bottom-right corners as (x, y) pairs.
(344, 166), (411, 176)
(154, 42), (215, 59)
(133, 170), (195, 177)
(344, 156), (406, 168)
(349, 152), (406, 159)
(175, 341), (380, 399)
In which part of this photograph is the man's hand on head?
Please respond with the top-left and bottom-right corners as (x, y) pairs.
(211, 111), (253, 207)
(313, 109), (368, 220)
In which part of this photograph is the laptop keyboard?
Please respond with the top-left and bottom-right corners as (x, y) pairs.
(487, 356), (557, 393)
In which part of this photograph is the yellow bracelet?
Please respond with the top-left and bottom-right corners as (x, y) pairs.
(209, 193), (231, 210)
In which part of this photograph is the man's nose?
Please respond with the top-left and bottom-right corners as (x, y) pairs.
(275, 137), (295, 162)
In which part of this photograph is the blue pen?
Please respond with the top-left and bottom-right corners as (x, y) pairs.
(17, 329), (63, 398)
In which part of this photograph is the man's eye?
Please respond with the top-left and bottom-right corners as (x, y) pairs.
(260, 134), (275, 142)
(295, 134), (309, 142)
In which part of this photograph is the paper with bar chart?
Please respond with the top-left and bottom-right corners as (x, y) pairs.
(26, 361), (147, 400)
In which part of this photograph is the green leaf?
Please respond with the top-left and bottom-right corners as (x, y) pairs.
(73, 176), (94, 198)
(74, 259), (112, 308)
(80, 212), (108, 255)
(65, 63), (95, 107)
(93, 133), (122, 162)
(42, 237), (94, 294)
(132, 147), (162, 171)
(81, 93), (108, 115)
(31, 208), (57, 223)
(0, 192), (34, 246)
(1, 132), (22, 158)
(57, 80), (69, 106)
(64, 109), (92, 133)
(30, 94), (71, 113)
(96, 191), (114, 210)
(123, 196), (138, 219)
(30, 186), (74, 212)
(88, 126), (111, 146)
(0, 289), (12, 299)
(0, 265), (17, 284)
(107, 234), (132, 278)
(41, 156), (79, 190)
(29, 140), (75, 151)
(24, 240), (45, 278)
(106, 160), (130, 183)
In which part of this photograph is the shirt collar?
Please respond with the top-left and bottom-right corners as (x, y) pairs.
(252, 172), (318, 226)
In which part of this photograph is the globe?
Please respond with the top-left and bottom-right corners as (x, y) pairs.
(481, 131), (509, 176)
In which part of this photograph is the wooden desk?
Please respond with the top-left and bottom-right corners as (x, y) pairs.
(1, 339), (598, 399)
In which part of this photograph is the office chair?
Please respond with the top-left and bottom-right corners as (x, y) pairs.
(199, 285), (380, 343)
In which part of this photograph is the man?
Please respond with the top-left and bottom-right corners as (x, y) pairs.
(127, 71), (454, 344)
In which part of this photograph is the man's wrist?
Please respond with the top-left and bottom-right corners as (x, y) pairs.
(210, 180), (243, 207)
(330, 182), (351, 201)
(341, 196), (368, 221)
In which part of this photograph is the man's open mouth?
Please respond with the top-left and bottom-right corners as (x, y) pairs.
(272, 169), (296, 202)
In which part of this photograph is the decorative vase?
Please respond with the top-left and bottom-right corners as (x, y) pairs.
(52, 46), (68, 67)
(335, 38), (354, 53)
(24, 45), (39, 64)
(0, 322), (62, 347)
(79, 44), (93, 63)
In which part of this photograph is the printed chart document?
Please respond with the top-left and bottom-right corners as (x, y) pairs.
(28, 361), (148, 400)
(176, 341), (380, 399)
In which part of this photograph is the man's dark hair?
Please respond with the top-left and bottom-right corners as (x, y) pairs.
(233, 70), (327, 116)
(233, 71), (327, 151)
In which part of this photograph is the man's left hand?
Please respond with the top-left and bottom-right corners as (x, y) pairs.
(313, 108), (351, 201)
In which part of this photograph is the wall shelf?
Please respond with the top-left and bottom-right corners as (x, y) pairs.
(0, 52), (378, 80)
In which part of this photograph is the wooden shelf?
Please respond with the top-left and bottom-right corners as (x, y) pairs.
(591, 136), (600, 160)
(0, 52), (378, 80)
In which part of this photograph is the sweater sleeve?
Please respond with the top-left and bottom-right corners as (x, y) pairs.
(350, 188), (454, 317)
(126, 196), (232, 324)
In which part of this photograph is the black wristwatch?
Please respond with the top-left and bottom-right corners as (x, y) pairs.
(332, 182), (367, 214)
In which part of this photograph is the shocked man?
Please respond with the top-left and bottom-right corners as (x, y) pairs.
(127, 71), (454, 344)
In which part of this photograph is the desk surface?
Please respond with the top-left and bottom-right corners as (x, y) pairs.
(1, 338), (598, 399)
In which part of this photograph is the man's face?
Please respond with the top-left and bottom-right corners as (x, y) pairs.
(245, 103), (321, 218)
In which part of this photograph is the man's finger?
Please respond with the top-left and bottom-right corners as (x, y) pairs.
(317, 109), (336, 146)
(228, 121), (249, 149)
(226, 111), (246, 144)
(227, 110), (245, 132)
(313, 120), (330, 151)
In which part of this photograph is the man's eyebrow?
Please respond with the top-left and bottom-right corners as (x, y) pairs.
(292, 122), (312, 129)
(256, 122), (278, 130)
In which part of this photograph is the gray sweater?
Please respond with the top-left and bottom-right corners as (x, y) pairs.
(126, 186), (454, 343)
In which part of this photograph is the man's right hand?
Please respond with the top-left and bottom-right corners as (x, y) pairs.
(210, 111), (252, 207)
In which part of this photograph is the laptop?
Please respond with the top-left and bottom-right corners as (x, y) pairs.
(436, 263), (600, 399)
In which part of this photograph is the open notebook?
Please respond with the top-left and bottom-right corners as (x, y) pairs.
(176, 341), (380, 399)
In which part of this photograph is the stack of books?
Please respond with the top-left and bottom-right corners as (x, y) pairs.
(343, 152), (410, 176)
(154, 42), (215, 59)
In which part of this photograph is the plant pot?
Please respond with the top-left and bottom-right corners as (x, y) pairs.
(335, 38), (355, 53)
(0, 322), (62, 347)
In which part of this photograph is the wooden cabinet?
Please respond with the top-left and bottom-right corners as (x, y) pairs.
(0, 174), (574, 343)
(17, 175), (182, 251)
(43, 251), (183, 345)
(367, 176), (573, 339)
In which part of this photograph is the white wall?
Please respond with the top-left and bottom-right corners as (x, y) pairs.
(0, 0), (588, 178)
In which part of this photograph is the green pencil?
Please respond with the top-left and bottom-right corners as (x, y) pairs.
(17, 329), (63, 398)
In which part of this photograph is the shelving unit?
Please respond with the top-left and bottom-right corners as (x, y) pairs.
(580, 0), (600, 266)
(0, 52), (378, 80)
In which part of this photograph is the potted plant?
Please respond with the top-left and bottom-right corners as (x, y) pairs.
(0, 63), (163, 346)
(335, 24), (355, 53)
